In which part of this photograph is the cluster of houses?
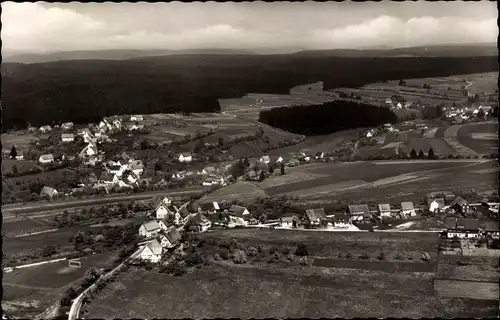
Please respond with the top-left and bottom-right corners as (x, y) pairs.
(445, 105), (493, 123)
(444, 218), (499, 240)
(385, 99), (414, 110)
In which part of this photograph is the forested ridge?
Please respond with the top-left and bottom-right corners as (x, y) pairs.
(258, 101), (398, 136)
(2, 55), (497, 131)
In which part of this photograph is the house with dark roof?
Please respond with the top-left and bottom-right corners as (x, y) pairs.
(348, 204), (371, 221)
(444, 217), (480, 239)
(198, 202), (221, 215)
(480, 221), (499, 239)
(305, 208), (327, 225)
(135, 239), (162, 263)
(333, 213), (352, 228)
(185, 213), (211, 232)
(450, 196), (470, 214)
(377, 204), (392, 218)
(154, 196), (177, 220)
(228, 205), (250, 218)
(38, 154), (55, 164)
(160, 229), (182, 249)
(428, 198), (446, 214)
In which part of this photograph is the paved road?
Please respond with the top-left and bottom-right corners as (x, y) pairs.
(2, 187), (205, 220)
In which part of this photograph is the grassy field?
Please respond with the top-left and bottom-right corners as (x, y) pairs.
(3, 251), (120, 318)
(2, 132), (36, 152)
(456, 122), (498, 155)
(197, 181), (268, 204)
(2, 218), (54, 238)
(1, 159), (41, 174)
(436, 255), (499, 283)
(86, 228), (497, 318)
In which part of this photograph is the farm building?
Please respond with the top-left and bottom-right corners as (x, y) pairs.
(61, 122), (74, 130)
(228, 214), (249, 228)
(78, 128), (95, 143)
(280, 215), (300, 228)
(83, 173), (98, 185)
(39, 125), (52, 133)
(333, 213), (352, 228)
(135, 239), (162, 263)
(228, 205), (251, 218)
(377, 204), (392, 218)
(198, 202), (220, 215)
(305, 208), (327, 225)
(260, 155), (271, 164)
(128, 159), (145, 175)
(154, 196), (177, 220)
(160, 229), (182, 249)
(139, 221), (162, 238)
(450, 196), (470, 214)
(400, 202), (417, 217)
(348, 204), (371, 221)
(40, 186), (58, 199)
(286, 158), (300, 167)
(99, 172), (119, 185)
(315, 152), (326, 160)
(185, 213), (212, 232)
(178, 153), (193, 163)
(61, 133), (75, 142)
(200, 166), (217, 175)
(428, 198), (446, 214)
(444, 218), (480, 239)
(38, 153), (55, 164)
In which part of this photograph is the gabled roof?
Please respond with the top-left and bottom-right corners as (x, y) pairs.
(456, 218), (480, 231)
(305, 208), (326, 222)
(61, 133), (74, 139)
(348, 204), (370, 215)
(146, 239), (162, 255)
(39, 154), (54, 161)
(187, 213), (210, 226)
(260, 155), (271, 163)
(428, 198), (446, 208)
(228, 205), (249, 217)
(141, 220), (161, 232)
(451, 196), (468, 207)
(199, 202), (219, 212)
(40, 186), (57, 196)
(334, 213), (350, 223)
(378, 204), (391, 212)
(179, 152), (192, 157)
(164, 229), (181, 244)
(401, 202), (415, 211)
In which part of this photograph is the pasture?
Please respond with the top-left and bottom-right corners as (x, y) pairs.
(1, 159), (40, 175)
(456, 122), (499, 155)
(197, 181), (268, 204)
(2, 218), (54, 238)
(86, 228), (496, 318)
(2, 132), (36, 152)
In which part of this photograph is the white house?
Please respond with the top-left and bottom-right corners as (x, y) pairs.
(160, 229), (182, 249)
(99, 172), (119, 185)
(139, 221), (162, 238)
(128, 159), (144, 176)
(366, 131), (373, 138)
(40, 186), (58, 199)
(260, 155), (271, 164)
(39, 154), (55, 164)
(185, 213), (211, 232)
(79, 143), (98, 158)
(79, 129), (95, 143)
(136, 239), (162, 263)
(377, 204), (392, 218)
(61, 122), (74, 130)
(39, 125), (52, 133)
(228, 215), (248, 228)
(130, 115), (144, 121)
(228, 205), (250, 218)
(178, 153), (193, 163)
(333, 214), (352, 228)
(61, 133), (75, 143)
(155, 197), (177, 220)
(401, 202), (417, 217)
(198, 202), (220, 215)
(428, 198), (446, 214)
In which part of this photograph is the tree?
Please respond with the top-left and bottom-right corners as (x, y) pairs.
(410, 148), (417, 159)
(269, 165), (274, 174)
(428, 148), (435, 160)
(258, 171), (266, 182)
(398, 79), (406, 86)
(232, 249), (248, 264)
(42, 245), (57, 257)
(84, 267), (101, 284)
(280, 163), (285, 176)
(12, 164), (18, 176)
(218, 137), (224, 147)
(243, 157), (250, 168)
(229, 161), (245, 179)
(295, 243), (308, 256)
(418, 150), (424, 159)
(477, 108), (485, 119)
(193, 137), (204, 153)
(10, 145), (17, 159)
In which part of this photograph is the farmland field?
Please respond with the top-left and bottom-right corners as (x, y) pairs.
(197, 181), (268, 204)
(2, 218), (54, 238)
(433, 279), (499, 300)
(1, 159), (41, 174)
(455, 122), (498, 155)
(2, 133), (36, 152)
(436, 255), (499, 283)
(86, 228), (496, 318)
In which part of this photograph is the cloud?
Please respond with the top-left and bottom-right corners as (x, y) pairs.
(311, 15), (498, 49)
(1, 2), (497, 53)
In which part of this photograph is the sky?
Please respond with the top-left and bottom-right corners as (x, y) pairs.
(2, 1), (498, 53)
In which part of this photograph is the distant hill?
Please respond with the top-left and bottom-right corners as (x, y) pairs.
(3, 43), (496, 64)
(292, 43), (497, 58)
(2, 48), (256, 64)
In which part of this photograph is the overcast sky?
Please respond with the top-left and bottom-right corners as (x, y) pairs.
(2, 1), (497, 53)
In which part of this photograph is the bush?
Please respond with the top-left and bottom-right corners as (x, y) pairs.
(218, 249), (229, 260)
(287, 253), (294, 261)
(269, 246), (279, 255)
(299, 257), (308, 266)
(257, 245), (263, 253)
(164, 261), (186, 277)
(273, 251), (280, 261)
(295, 244), (308, 256)
(185, 253), (204, 267)
(377, 252), (385, 260)
(232, 249), (248, 264)
(345, 253), (352, 259)
(213, 253), (221, 261)
(245, 246), (258, 257)
(359, 253), (370, 260)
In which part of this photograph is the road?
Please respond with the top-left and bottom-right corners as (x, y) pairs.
(2, 187), (205, 220)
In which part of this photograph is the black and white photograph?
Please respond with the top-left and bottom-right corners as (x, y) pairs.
(1, 1), (499, 319)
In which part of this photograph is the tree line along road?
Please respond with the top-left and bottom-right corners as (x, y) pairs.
(2, 187), (206, 219)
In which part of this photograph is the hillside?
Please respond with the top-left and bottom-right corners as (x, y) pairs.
(2, 55), (497, 132)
